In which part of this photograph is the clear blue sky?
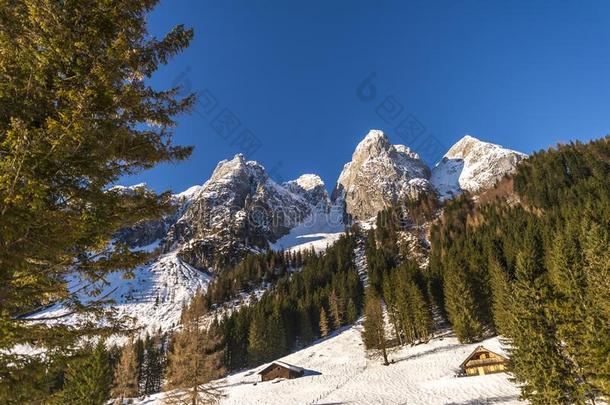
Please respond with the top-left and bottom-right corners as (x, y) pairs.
(125, 0), (610, 193)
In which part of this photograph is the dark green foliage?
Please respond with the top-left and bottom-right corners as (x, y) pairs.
(442, 250), (486, 343)
(430, 136), (610, 403)
(218, 233), (363, 371)
(140, 334), (165, 395)
(205, 250), (312, 307)
(57, 340), (112, 405)
(508, 240), (581, 404)
(362, 288), (389, 365)
(0, 0), (194, 399)
(0, 0), (194, 348)
(382, 262), (433, 345)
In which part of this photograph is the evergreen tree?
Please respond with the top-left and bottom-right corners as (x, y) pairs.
(267, 311), (288, 358)
(382, 272), (403, 345)
(488, 257), (512, 335)
(405, 279), (432, 343)
(134, 337), (145, 392)
(247, 311), (266, 366)
(0, 1), (195, 396)
(362, 289), (389, 366)
(443, 254), (485, 343)
(58, 340), (112, 405)
(319, 307), (330, 338)
(346, 298), (358, 325)
(329, 290), (344, 330)
(141, 335), (164, 395)
(298, 307), (314, 347)
(507, 241), (580, 405)
(580, 218), (610, 396)
(112, 339), (139, 403)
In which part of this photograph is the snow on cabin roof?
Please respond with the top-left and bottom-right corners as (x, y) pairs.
(258, 361), (304, 374)
(459, 345), (508, 369)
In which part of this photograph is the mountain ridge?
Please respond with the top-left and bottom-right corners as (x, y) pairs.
(29, 130), (526, 335)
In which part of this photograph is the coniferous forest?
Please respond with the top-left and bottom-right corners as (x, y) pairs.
(427, 137), (610, 403)
(1, 1), (609, 404)
(4, 137), (609, 404)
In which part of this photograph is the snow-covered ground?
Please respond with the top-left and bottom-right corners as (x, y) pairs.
(273, 231), (344, 253)
(135, 324), (524, 405)
(26, 253), (212, 336)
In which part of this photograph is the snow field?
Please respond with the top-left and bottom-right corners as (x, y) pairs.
(136, 324), (524, 405)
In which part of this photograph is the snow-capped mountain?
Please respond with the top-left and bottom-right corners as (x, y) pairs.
(27, 155), (332, 334)
(165, 154), (325, 270)
(430, 135), (526, 199)
(114, 184), (201, 249)
(332, 130), (433, 221)
(284, 174), (330, 210)
(28, 130), (526, 335)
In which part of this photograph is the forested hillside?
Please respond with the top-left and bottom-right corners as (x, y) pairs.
(427, 137), (610, 403)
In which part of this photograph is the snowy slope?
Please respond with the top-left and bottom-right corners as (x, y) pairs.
(27, 253), (212, 336)
(135, 324), (524, 405)
(27, 160), (334, 335)
(431, 135), (526, 199)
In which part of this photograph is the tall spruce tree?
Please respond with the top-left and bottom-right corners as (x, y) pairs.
(319, 307), (330, 338)
(112, 338), (139, 402)
(141, 334), (164, 395)
(405, 279), (432, 343)
(362, 289), (389, 366)
(488, 257), (512, 335)
(580, 217), (610, 397)
(382, 274), (403, 346)
(298, 307), (314, 346)
(443, 254), (485, 343)
(346, 298), (358, 325)
(329, 290), (344, 330)
(57, 340), (112, 405)
(0, 0), (195, 394)
(247, 311), (266, 366)
(507, 237), (580, 405)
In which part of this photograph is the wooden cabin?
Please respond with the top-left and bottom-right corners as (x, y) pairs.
(258, 361), (304, 382)
(460, 346), (508, 376)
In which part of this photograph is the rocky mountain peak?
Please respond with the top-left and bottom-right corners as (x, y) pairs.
(431, 135), (526, 199)
(160, 156), (329, 270)
(284, 174), (330, 210)
(293, 174), (325, 191)
(444, 135), (485, 159)
(209, 153), (266, 184)
(333, 129), (433, 221)
(353, 129), (393, 157)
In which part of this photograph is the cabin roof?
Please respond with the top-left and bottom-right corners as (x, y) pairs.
(459, 345), (508, 369)
(258, 361), (304, 375)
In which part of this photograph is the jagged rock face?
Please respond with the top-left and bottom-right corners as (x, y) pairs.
(332, 130), (433, 221)
(284, 174), (330, 211)
(430, 135), (526, 200)
(114, 186), (202, 249)
(165, 155), (319, 270)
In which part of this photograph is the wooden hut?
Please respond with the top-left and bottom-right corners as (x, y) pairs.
(460, 346), (508, 376)
(258, 361), (304, 382)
